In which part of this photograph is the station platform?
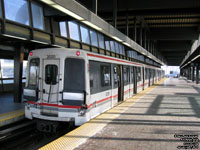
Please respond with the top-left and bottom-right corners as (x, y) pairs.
(0, 93), (25, 127)
(40, 77), (200, 150)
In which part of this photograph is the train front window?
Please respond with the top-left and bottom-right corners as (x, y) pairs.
(29, 58), (40, 86)
(45, 65), (58, 85)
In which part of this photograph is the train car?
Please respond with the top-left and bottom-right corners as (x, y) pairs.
(24, 48), (163, 132)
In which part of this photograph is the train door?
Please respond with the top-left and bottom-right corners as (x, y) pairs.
(133, 66), (137, 94)
(130, 66), (135, 96)
(41, 59), (60, 116)
(142, 67), (145, 90)
(118, 65), (124, 102)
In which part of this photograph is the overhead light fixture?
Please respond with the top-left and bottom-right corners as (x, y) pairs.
(2, 34), (27, 40)
(52, 5), (84, 21)
(111, 36), (123, 42)
(40, 0), (55, 5)
(31, 40), (48, 45)
(53, 44), (65, 48)
(191, 55), (200, 62)
(82, 21), (102, 31)
(122, 42), (131, 47)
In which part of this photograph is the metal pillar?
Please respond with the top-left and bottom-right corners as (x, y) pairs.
(196, 64), (199, 84)
(192, 66), (195, 82)
(140, 23), (142, 46)
(92, 0), (98, 15)
(14, 45), (24, 103)
(134, 17), (137, 41)
(144, 29), (147, 49)
(126, 12), (129, 36)
(113, 0), (117, 28)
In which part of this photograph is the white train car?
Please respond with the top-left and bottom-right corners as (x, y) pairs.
(24, 48), (163, 132)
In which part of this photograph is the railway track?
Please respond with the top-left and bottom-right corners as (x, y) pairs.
(0, 119), (76, 150)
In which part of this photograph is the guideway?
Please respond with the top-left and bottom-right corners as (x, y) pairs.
(41, 77), (200, 150)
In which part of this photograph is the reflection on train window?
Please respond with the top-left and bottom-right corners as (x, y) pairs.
(4, 0), (30, 25)
(101, 65), (110, 86)
(45, 65), (57, 85)
(29, 58), (40, 86)
(137, 67), (141, 82)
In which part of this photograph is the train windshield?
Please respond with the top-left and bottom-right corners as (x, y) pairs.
(29, 58), (40, 86)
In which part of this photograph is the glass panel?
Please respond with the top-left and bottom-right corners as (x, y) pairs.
(90, 30), (98, 47)
(122, 45), (125, 55)
(64, 58), (85, 91)
(105, 41), (110, 51)
(119, 44), (122, 54)
(23, 60), (28, 78)
(98, 34), (105, 49)
(59, 22), (68, 37)
(0, 59), (14, 78)
(3, 80), (13, 84)
(110, 41), (115, 52)
(101, 65), (110, 86)
(31, 3), (44, 30)
(4, 0), (29, 25)
(29, 58), (39, 86)
(45, 65), (58, 85)
(115, 42), (119, 53)
(68, 21), (80, 41)
(80, 26), (90, 44)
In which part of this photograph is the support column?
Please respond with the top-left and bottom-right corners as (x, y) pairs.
(92, 0), (98, 15)
(192, 65), (195, 82)
(113, 0), (117, 28)
(144, 29), (147, 49)
(134, 17), (137, 42)
(14, 45), (24, 103)
(196, 64), (199, 84)
(140, 23), (143, 46)
(126, 12), (129, 36)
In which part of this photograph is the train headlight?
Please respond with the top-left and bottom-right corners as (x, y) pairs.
(78, 107), (86, 116)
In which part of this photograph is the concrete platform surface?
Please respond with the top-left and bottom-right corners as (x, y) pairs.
(0, 93), (25, 127)
(75, 78), (200, 150)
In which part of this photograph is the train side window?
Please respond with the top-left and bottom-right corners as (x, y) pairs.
(101, 65), (111, 86)
(113, 66), (118, 84)
(123, 67), (129, 84)
(137, 67), (141, 82)
(29, 58), (40, 86)
(45, 65), (58, 85)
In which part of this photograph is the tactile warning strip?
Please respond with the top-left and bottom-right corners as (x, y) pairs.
(40, 78), (165, 150)
(0, 109), (25, 127)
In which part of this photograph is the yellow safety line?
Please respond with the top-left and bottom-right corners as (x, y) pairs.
(0, 109), (24, 122)
(40, 78), (166, 150)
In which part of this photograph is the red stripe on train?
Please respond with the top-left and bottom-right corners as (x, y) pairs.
(87, 53), (141, 66)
